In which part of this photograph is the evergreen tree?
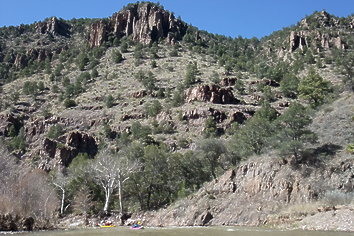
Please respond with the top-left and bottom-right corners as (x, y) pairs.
(143, 71), (157, 93)
(273, 103), (317, 160)
(9, 127), (26, 151)
(298, 69), (332, 107)
(203, 117), (218, 138)
(280, 73), (299, 98)
(145, 100), (162, 117)
(334, 50), (354, 91)
(184, 62), (200, 86)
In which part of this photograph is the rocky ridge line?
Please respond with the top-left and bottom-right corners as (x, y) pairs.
(89, 2), (187, 47)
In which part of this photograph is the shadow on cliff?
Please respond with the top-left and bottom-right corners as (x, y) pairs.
(293, 143), (342, 169)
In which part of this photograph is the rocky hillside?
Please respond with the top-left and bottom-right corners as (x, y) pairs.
(142, 92), (354, 230)
(143, 152), (353, 227)
(0, 1), (353, 231)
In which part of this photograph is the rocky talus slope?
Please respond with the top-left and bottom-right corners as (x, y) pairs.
(142, 153), (353, 227)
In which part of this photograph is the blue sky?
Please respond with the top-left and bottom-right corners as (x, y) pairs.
(0, 0), (353, 38)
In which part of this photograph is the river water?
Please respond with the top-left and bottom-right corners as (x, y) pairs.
(14, 227), (354, 236)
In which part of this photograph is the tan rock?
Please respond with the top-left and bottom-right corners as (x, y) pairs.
(89, 2), (187, 47)
(185, 84), (239, 104)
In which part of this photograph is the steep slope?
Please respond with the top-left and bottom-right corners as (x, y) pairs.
(142, 93), (354, 228)
(0, 2), (353, 231)
(143, 153), (353, 227)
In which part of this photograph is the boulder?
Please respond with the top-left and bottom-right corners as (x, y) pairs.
(42, 138), (57, 159)
(250, 79), (279, 87)
(200, 211), (213, 226)
(185, 84), (240, 104)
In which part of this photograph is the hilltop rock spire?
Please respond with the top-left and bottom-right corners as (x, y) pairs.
(35, 17), (70, 37)
(89, 2), (187, 47)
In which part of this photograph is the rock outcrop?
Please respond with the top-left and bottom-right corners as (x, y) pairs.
(39, 131), (97, 171)
(182, 107), (227, 123)
(185, 84), (240, 104)
(35, 17), (70, 37)
(289, 31), (307, 52)
(289, 11), (349, 52)
(143, 155), (354, 227)
(13, 47), (63, 69)
(220, 77), (236, 87)
(89, 20), (109, 48)
(89, 2), (187, 47)
(0, 114), (23, 136)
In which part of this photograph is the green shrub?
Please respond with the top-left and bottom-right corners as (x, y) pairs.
(8, 127), (26, 151)
(131, 121), (152, 142)
(63, 99), (77, 108)
(151, 60), (157, 68)
(346, 144), (354, 154)
(169, 47), (179, 57)
(120, 42), (128, 53)
(203, 117), (218, 138)
(47, 125), (64, 140)
(273, 103), (317, 160)
(210, 71), (220, 84)
(105, 95), (114, 108)
(145, 100), (162, 117)
(112, 49), (123, 63)
(171, 87), (185, 107)
(23, 81), (38, 96)
(91, 68), (99, 78)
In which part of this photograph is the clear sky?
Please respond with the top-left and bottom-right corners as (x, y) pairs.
(0, 0), (353, 39)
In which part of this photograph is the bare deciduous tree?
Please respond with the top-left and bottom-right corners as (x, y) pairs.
(51, 171), (70, 215)
(90, 150), (138, 222)
(0, 139), (58, 223)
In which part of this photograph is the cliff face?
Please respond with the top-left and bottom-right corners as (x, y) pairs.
(89, 2), (187, 47)
(143, 154), (354, 226)
(35, 17), (70, 37)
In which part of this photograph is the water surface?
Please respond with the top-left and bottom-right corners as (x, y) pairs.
(14, 227), (354, 236)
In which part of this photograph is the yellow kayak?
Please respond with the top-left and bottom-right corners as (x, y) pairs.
(99, 225), (116, 228)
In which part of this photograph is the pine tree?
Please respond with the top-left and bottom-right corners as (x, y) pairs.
(274, 103), (317, 160)
(298, 69), (332, 107)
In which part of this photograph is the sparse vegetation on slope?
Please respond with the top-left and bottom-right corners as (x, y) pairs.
(0, 2), (353, 231)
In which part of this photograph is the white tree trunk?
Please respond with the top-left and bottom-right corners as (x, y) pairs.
(103, 188), (111, 213)
(60, 188), (65, 214)
(118, 179), (123, 223)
